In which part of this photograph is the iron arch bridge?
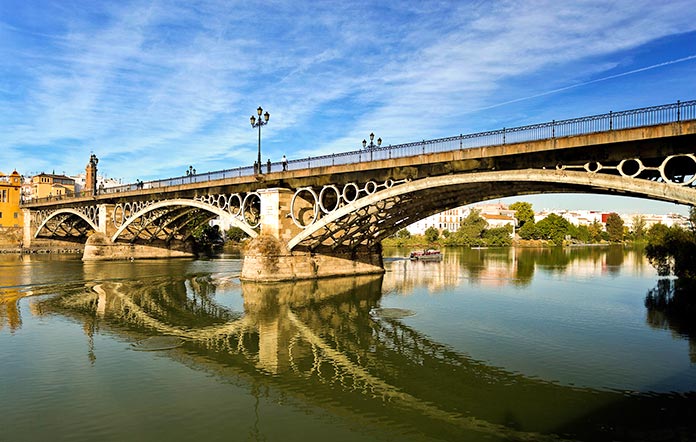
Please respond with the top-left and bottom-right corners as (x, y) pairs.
(109, 197), (259, 244)
(32, 192), (262, 245)
(286, 161), (696, 252)
(21, 99), (696, 275)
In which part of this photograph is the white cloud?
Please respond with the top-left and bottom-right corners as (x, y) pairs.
(2, 0), (696, 184)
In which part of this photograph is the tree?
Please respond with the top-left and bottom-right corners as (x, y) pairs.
(535, 213), (571, 246)
(632, 215), (647, 241)
(518, 220), (537, 240)
(226, 226), (249, 242)
(424, 226), (439, 243)
(483, 225), (513, 246)
(645, 223), (696, 279)
(605, 213), (624, 243)
(587, 220), (604, 243)
(446, 209), (487, 246)
(509, 202), (535, 227)
(574, 225), (591, 243)
(395, 229), (411, 239)
(194, 224), (223, 245)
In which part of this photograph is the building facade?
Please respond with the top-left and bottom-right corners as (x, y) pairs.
(30, 173), (76, 200)
(0, 170), (23, 228)
(406, 202), (516, 236)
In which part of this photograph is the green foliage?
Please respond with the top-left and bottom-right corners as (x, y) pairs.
(194, 224), (223, 245)
(424, 226), (440, 243)
(396, 228), (411, 239)
(605, 213), (624, 243)
(384, 228), (419, 247)
(226, 226), (249, 243)
(483, 225), (513, 246)
(534, 213), (571, 246)
(645, 223), (696, 279)
(588, 220), (604, 243)
(445, 209), (487, 247)
(574, 225), (591, 243)
(518, 220), (536, 240)
(632, 215), (646, 241)
(509, 201), (535, 227)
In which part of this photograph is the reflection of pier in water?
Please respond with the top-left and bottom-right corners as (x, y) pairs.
(29, 268), (691, 441)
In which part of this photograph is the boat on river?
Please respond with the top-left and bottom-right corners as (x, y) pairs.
(409, 249), (442, 261)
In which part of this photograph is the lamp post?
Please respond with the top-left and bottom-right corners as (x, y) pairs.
(250, 106), (270, 174)
(362, 132), (382, 161)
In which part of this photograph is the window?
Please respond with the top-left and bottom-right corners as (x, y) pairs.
(14, 212), (18, 218)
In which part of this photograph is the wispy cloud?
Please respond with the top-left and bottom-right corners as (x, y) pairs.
(1, 0), (696, 182)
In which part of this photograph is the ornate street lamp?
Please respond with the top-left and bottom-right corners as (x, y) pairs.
(362, 132), (382, 150)
(362, 132), (382, 161)
(250, 106), (270, 174)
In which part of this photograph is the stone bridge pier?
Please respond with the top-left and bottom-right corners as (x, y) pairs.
(240, 188), (384, 282)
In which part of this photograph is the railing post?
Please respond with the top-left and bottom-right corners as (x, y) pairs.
(552, 120), (555, 138)
(677, 100), (681, 122)
(503, 128), (506, 144)
(609, 111), (613, 130)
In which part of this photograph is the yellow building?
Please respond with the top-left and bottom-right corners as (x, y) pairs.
(0, 170), (23, 227)
(31, 173), (76, 200)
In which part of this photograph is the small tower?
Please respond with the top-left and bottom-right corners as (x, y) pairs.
(86, 153), (98, 195)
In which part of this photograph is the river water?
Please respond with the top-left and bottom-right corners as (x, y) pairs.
(1, 247), (694, 441)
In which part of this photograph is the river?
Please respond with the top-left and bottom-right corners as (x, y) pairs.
(0, 246), (694, 441)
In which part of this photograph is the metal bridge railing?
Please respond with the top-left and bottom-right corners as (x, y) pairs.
(24, 99), (696, 205)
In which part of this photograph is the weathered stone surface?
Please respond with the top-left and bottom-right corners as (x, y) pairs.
(240, 235), (384, 281)
(83, 233), (194, 261)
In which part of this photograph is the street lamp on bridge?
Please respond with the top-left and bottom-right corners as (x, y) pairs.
(362, 132), (382, 161)
(362, 132), (382, 150)
(250, 106), (270, 174)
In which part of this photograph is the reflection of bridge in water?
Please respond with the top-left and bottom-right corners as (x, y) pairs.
(27, 266), (694, 441)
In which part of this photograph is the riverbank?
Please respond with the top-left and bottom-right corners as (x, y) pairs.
(0, 246), (83, 255)
(382, 237), (621, 248)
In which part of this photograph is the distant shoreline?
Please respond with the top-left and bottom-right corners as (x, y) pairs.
(0, 246), (83, 255)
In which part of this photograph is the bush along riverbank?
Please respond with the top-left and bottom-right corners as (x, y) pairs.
(383, 204), (695, 250)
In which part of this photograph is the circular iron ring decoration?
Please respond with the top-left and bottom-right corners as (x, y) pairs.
(291, 187), (319, 229)
(364, 181), (378, 194)
(318, 185), (341, 214)
(584, 161), (602, 173)
(241, 192), (262, 229)
(659, 154), (696, 186)
(227, 194), (243, 217)
(618, 158), (645, 178)
(342, 183), (360, 204)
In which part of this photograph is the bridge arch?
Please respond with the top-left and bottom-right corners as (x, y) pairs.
(111, 198), (258, 243)
(287, 169), (696, 251)
(34, 208), (99, 239)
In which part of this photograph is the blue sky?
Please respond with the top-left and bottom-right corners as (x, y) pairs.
(2, 0), (696, 214)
